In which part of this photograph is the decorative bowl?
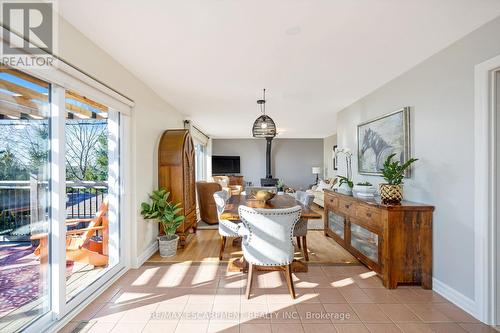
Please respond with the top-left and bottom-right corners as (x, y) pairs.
(353, 185), (376, 197)
(255, 190), (276, 202)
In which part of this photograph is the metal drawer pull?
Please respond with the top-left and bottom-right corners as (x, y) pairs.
(366, 212), (372, 218)
(345, 204), (350, 209)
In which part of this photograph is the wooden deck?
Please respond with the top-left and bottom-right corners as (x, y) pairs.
(0, 246), (104, 333)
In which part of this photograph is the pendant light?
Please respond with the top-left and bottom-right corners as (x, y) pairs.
(252, 89), (276, 138)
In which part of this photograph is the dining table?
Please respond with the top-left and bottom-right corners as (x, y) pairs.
(221, 193), (322, 273)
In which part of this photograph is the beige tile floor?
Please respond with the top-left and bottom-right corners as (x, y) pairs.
(59, 263), (498, 333)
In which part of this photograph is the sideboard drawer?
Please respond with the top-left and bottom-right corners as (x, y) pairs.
(338, 197), (355, 216)
(356, 204), (382, 226)
(325, 195), (339, 209)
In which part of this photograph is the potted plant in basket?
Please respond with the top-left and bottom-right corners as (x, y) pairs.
(379, 154), (418, 204)
(140, 188), (185, 257)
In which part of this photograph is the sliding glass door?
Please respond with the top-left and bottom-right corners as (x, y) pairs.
(0, 65), (128, 332)
(64, 90), (120, 302)
(0, 69), (51, 332)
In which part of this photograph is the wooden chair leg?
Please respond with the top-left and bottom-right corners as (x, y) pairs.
(296, 236), (301, 249)
(245, 263), (254, 299)
(302, 236), (309, 261)
(285, 264), (296, 299)
(219, 236), (226, 260)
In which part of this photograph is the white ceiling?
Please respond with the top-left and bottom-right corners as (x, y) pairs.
(59, 0), (500, 138)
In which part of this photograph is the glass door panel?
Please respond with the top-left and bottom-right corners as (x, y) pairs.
(195, 143), (206, 181)
(328, 210), (345, 239)
(350, 222), (379, 263)
(64, 90), (119, 302)
(0, 68), (51, 332)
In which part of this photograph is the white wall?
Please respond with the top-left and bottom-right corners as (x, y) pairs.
(323, 134), (337, 179)
(57, 19), (185, 266)
(496, 70), (500, 323)
(335, 16), (500, 310)
(212, 138), (323, 190)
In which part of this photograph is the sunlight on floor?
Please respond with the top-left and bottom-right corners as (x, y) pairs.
(58, 262), (494, 333)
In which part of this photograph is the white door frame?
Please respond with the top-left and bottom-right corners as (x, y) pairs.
(474, 55), (500, 325)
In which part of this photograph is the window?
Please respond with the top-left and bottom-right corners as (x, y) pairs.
(64, 90), (120, 301)
(0, 68), (51, 332)
(195, 143), (206, 181)
(0, 65), (130, 332)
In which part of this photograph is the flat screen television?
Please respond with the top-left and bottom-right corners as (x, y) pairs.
(212, 155), (240, 175)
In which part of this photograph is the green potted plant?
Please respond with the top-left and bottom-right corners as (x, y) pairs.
(337, 176), (354, 190)
(379, 154), (418, 204)
(140, 188), (185, 257)
(277, 179), (285, 193)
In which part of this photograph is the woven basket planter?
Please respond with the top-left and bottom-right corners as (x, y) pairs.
(379, 184), (403, 204)
(158, 235), (179, 257)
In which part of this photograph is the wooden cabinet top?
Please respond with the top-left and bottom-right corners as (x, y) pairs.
(324, 189), (434, 212)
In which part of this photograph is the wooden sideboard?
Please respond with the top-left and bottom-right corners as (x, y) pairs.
(323, 189), (434, 289)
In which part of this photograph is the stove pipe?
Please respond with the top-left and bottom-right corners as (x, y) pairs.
(266, 137), (272, 179)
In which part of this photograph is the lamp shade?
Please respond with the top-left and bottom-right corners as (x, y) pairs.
(252, 115), (277, 138)
(312, 166), (321, 175)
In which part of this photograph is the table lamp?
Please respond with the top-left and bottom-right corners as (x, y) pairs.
(312, 166), (321, 184)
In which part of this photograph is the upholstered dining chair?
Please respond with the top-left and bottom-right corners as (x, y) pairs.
(213, 190), (240, 260)
(293, 191), (315, 261)
(238, 205), (302, 299)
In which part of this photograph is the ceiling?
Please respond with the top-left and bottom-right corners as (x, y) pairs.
(59, 0), (500, 138)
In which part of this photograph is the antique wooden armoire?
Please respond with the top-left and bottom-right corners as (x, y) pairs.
(158, 129), (196, 247)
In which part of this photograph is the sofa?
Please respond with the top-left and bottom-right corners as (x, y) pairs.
(306, 178), (337, 207)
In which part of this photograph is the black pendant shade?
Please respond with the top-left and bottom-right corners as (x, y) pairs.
(252, 114), (276, 138)
(252, 89), (277, 138)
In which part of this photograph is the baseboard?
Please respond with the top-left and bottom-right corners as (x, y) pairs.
(432, 277), (478, 319)
(134, 240), (158, 268)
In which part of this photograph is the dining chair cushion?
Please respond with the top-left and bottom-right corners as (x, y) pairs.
(295, 191), (315, 207)
(213, 190), (240, 237)
(293, 191), (315, 237)
(238, 205), (301, 266)
(293, 219), (308, 237)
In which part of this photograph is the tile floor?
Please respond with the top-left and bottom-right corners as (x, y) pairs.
(59, 263), (497, 333)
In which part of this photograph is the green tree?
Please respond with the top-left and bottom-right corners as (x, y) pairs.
(27, 125), (49, 175)
(0, 149), (29, 180)
(94, 132), (108, 181)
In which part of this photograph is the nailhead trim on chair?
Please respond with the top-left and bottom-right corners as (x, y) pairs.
(239, 207), (301, 266)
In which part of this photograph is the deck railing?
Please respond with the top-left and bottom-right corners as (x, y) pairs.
(0, 179), (108, 240)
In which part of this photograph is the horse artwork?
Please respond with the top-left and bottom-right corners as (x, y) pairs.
(357, 108), (410, 175)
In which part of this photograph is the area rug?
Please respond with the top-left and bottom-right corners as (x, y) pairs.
(0, 242), (74, 316)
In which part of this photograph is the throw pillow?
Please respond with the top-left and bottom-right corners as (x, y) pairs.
(316, 180), (333, 191)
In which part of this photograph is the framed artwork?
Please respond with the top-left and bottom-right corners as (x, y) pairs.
(333, 145), (338, 171)
(357, 107), (411, 176)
